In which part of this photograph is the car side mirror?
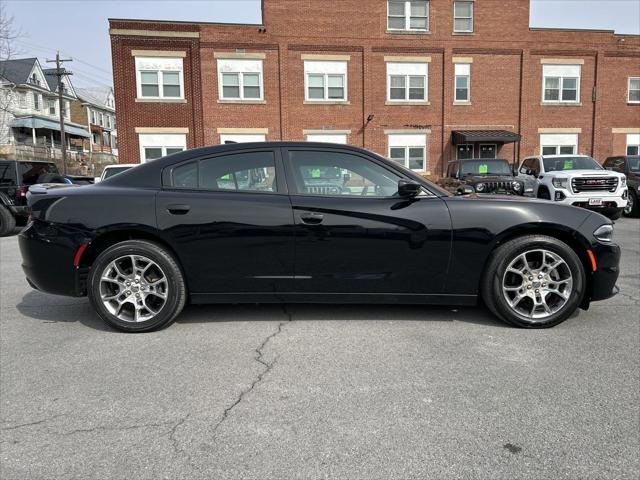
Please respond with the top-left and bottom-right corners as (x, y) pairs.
(455, 186), (475, 196)
(398, 179), (421, 198)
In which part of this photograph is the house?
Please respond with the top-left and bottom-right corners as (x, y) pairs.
(72, 87), (118, 157)
(0, 57), (91, 164)
(109, 0), (640, 177)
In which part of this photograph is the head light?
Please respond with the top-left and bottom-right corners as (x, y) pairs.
(552, 178), (568, 189)
(593, 224), (614, 243)
(475, 183), (485, 192)
(620, 176), (627, 187)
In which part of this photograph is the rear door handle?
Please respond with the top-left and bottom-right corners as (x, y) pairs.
(300, 212), (324, 225)
(167, 204), (191, 215)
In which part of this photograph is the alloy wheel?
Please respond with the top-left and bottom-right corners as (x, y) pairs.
(501, 249), (573, 321)
(624, 194), (634, 215)
(99, 254), (169, 323)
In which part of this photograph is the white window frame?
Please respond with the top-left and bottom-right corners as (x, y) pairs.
(138, 133), (187, 163)
(305, 133), (348, 144)
(387, 1), (429, 32)
(18, 92), (27, 109)
(64, 100), (70, 119)
(135, 57), (185, 100)
(627, 134), (640, 155)
(47, 98), (56, 115)
(542, 65), (581, 103)
(33, 93), (40, 111)
(454, 63), (471, 102)
(540, 133), (578, 156)
(304, 61), (348, 102)
(386, 62), (428, 102)
(217, 59), (264, 101)
(388, 133), (427, 171)
(628, 77), (640, 104)
(219, 133), (266, 144)
(453, 1), (474, 33)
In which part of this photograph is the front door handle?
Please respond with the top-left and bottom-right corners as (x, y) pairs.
(300, 212), (324, 225)
(167, 204), (191, 215)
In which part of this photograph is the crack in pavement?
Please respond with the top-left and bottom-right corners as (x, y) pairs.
(0, 414), (66, 431)
(209, 304), (294, 439)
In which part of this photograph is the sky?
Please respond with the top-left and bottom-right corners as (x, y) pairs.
(2, 0), (639, 88)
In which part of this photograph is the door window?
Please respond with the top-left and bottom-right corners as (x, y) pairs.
(199, 151), (276, 192)
(287, 150), (400, 197)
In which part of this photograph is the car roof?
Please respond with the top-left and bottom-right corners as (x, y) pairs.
(451, 158), (509, 162)
(104, 164), (137, 168)
(540, 154), (592, 158)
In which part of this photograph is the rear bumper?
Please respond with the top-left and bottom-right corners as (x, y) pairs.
(19, 221), (87, 297)
(589, 242), (621, 302)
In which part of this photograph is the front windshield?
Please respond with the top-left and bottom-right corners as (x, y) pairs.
(628, 156), (640, 173)
(103, 167), (132, 180)
(460, 160), (512, 176)
(543, 156), (602, 172)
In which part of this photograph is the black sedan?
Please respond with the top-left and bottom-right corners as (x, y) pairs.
(19, 142), (620, 332)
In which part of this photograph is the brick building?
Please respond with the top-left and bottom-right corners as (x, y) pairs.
(109, 0), (640, 178)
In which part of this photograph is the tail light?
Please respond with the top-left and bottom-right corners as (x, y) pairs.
(17, 187), (28, 197)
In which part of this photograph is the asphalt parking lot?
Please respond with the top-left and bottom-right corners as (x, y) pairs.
(1, 219), (638, 480)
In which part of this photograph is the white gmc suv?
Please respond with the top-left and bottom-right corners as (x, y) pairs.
(517, 155), (628, 220)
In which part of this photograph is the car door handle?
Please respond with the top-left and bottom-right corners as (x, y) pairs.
(167, 204), (191, 215)
(300, 212), (324, 225)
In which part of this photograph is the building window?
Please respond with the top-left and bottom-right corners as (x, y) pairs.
(90, 110), (96, 124)
(64, 100), (70, 119)
(33, 93), (39, 110)
(304, 61), (348, 102)
(47, 98), (56, 115)
(388, 133), (427, 171)
(387, 62), (428, 102)
(542, 64), (581, 103)
(217, 59), (264, 101)
(99, 113), (104, 127)
(138, 133), (187, 163)
(219, 133), (266, 144)
(627, 134), (640, 155)
(387, 1), (429, 31)
(457, 144), (473, 160)
(18, 92), (27, 108)
(453, 1), (474, 33)
(305, 133), (348, 144)
(103, 132), (110, 147)
(135, 56), (184, 100)
(628, 77), (640, 103)
(454, 63), (471, 102)
(540, 133), (578, 155)
(106, 115), (111, 129)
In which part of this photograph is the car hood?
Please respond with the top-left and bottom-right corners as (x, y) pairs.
(545, 169), (623, 178)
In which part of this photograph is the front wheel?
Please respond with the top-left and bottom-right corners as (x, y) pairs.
(88, 240), (186, 332)
(605, 208), (622, 221)
(623, 191), (638, 218)
(481, 235), (586, 328)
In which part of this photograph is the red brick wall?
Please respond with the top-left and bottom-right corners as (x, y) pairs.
(109, 0), (640, 174)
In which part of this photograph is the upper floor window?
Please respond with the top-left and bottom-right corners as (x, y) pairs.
(454, 63), (471, 102)
(135, 56), (184, 100)
(453, 1), (474, 33)
(304, 61), (348, 102)
(33, 93), (40, 110)
(64, 100), (70, 119)
(628, 77), (640, 103)
(388, 1), (429, 31)
(17, 92), (27, 109)
(627, 134), (640, 156)
(217, 59), (263, 101)
(386, 62), (428, 102)
(29, 73), (40, 86)
(90, 110), (96, 124)
(542, 64), (581, 103)
(47, 98), (56, 115)
(388, 133), (427, 171)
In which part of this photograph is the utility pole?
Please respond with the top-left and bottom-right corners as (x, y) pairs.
(46, 52), (72, 174)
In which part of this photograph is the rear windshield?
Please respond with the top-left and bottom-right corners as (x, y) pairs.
(543, 156), (602, 172)
(0, 162), (17, 186)
(18, 162), (60, 185)
(460, 160), (512, 176)
(103, 167), (132, 180)
(627, 156), (640, 173)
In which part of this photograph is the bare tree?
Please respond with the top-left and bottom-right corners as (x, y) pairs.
(0, 0), (20, 112)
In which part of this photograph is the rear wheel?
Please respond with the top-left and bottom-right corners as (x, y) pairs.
(88, 240), (186, 332)
(0, 205), (16, 236)
(623, 191), (638, 218)
(481, 235), (585, 328)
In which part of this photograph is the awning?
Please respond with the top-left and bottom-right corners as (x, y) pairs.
(9, 116), (91, 138)
(452, 130), (521, 145)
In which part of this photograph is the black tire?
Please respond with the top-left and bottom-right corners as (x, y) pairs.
(481, 235), (586, 328)
(0, 204), (16, 236)
(36, 173), (66, 184)
(537, 187), (551, 200)
(605, 209), (622, 221)
(623, 191), (639, 218)
(88, 240), (186, 332)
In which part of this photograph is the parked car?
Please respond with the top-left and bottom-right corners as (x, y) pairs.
(603, 155), (640, 218)
(0, 159), (67, 235)
(517, 154), (628, 220)
(96, 164), (136, 183)
(19, 142), (620, 332)
(437, 158), (528, 196)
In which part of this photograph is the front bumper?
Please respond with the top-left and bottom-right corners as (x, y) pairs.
(589, 242), (621, 302)
(553, 191), (628, 210)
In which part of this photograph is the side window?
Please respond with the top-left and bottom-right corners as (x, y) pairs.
(199, 151), (276, 192)
(0, 162), (16, 186)
(519, 158), (532, 175)
(172, 162), (198, 189)
(287, 150), (400, 197)
(531, 159), (541, 175)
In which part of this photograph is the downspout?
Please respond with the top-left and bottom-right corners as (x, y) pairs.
(278, 43), (284, 140)
(590, 51), (599, 158)
(516, 49), (524, 167)
(440, 50), (446, 177)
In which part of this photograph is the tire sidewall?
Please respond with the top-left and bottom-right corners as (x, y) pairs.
(490, 237), (585, 328)
(88, 241), (183, 332)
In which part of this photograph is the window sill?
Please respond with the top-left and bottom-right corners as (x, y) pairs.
(386, 29), (432, 36)
(627, 102), (640, 106)
(135, 98), (187, 103)
(453, 101), (472, 105)
(217, 99), (266, 105)
(385, 101), (430, 106)
(540, 102), (583, 107)
(452, 31), (475, 36)
(304, 100), (351, 105)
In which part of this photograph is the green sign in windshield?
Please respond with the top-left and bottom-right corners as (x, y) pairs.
(563, 160), (574, 170)
(478, 164), (488, 174)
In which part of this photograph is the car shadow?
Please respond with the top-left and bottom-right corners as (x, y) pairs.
(16, 290), (509, 331)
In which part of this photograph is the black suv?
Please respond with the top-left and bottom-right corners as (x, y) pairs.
(438, 158), (527, 195)
(603, 155), (640, 217)
(0, 160), (66, 235)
